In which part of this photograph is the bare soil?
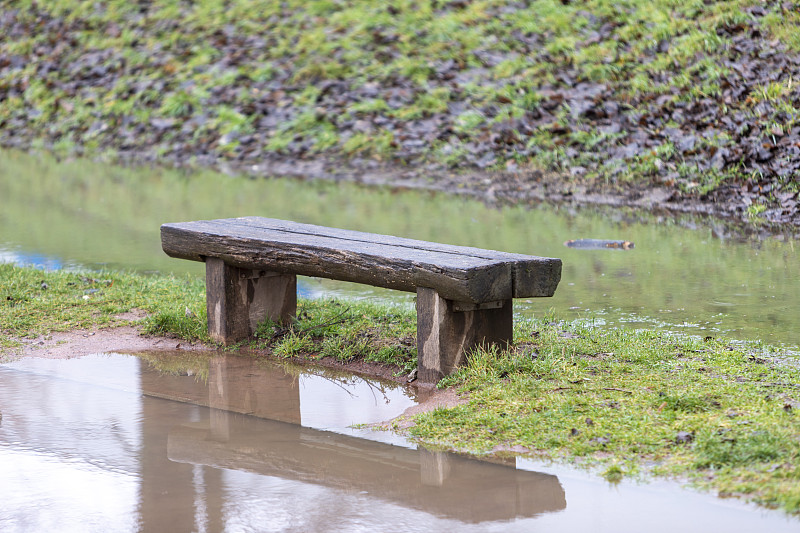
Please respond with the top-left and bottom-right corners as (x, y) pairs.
(9, 325), (206, 360)
(5, 321), (462, 418)
(385, 387), (468, 430)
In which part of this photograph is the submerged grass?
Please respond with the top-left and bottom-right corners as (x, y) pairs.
(2, 264), (799, 513)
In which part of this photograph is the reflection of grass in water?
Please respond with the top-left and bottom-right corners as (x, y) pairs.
(4, 148), (800, 347)
(137, 351), (212, 383)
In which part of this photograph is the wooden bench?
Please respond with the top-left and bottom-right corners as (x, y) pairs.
(161, 217), (561, 382)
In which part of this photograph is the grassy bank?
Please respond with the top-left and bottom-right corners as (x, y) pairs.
(2, 263), (799, 513)
(0, 263), (208, 350)
(409, 327), (800, 514)
(0, 263), (417, 371)
(1, 1), (799, 207)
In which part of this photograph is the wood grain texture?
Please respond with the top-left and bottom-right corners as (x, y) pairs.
(162, 217), (561, 303)
(205, 258), (296, 345)
(416, 287), (512, 383)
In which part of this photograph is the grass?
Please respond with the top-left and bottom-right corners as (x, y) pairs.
(0, 263), (209, 351)
(407, 320), (800, 514)
(2, 0), (798, 194)
(253, 298), (417, 373)
(2, 263), (800, 514)
(0, 263), (417, 372)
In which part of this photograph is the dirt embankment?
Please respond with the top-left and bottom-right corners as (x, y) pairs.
(223, 153), (796, 230)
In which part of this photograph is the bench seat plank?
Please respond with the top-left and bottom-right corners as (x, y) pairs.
(161, 217), (561, 304)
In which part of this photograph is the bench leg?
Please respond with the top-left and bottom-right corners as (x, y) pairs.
(416, 287), (512, 383)
(205, 257), (297, 345)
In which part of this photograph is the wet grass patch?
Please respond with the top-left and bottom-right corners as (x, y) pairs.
(408, 320), (800, 514)
(0, 263), (208, 350)
(0, 264), (416, 372)
(2, 1), (799, 202)
(252, 298), (417, 373)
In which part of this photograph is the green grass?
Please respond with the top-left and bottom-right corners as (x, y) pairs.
(253, 298), (417, 372)
(406, 320), (800, 514)
(2, 0), (797, 193)
(0, 263), (209, 350)
(0, 264), (416, 371)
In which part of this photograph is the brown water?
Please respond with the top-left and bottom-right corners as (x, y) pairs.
(1, 353), (798, 532)
(1, 149), (799, 349)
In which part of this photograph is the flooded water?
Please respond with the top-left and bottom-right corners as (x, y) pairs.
(2, 149), (799, 348)
(1, 352), (797, 532)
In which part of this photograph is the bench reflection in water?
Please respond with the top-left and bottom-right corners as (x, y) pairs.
(139, 354), (566, 523)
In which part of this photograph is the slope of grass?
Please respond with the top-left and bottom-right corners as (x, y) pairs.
(2, 0), (798, 196)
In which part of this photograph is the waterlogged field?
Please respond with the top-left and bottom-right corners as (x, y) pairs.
(2, 0), (800, 521)
(2, 150), (800, 347)
(1, 263), (800, 514)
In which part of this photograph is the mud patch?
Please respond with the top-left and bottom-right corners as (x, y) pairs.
(4, 323), (462, 415)
(113, 308), (149, 322)
(7, 326), (208, 361)
(491, 444), (535, 455)
(380, 387), (468, 430)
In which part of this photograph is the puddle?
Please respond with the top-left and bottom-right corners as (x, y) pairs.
(1, 353), (797, 532)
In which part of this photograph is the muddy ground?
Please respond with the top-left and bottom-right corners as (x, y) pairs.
(9, 323), (463, 432)
(11, 321), (428, 388)
(2, 2), (799, 231)
(10, 320), (460, 425)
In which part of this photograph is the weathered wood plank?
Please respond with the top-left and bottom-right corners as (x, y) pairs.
(229, 217), (562, 298)
(230, 217), (562, 298)
(161, 217), (561, 302)
(164, 223), (511, 303)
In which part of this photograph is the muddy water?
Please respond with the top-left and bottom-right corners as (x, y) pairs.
(1, 352), (797, 532)
(1, 148), (799, 347)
